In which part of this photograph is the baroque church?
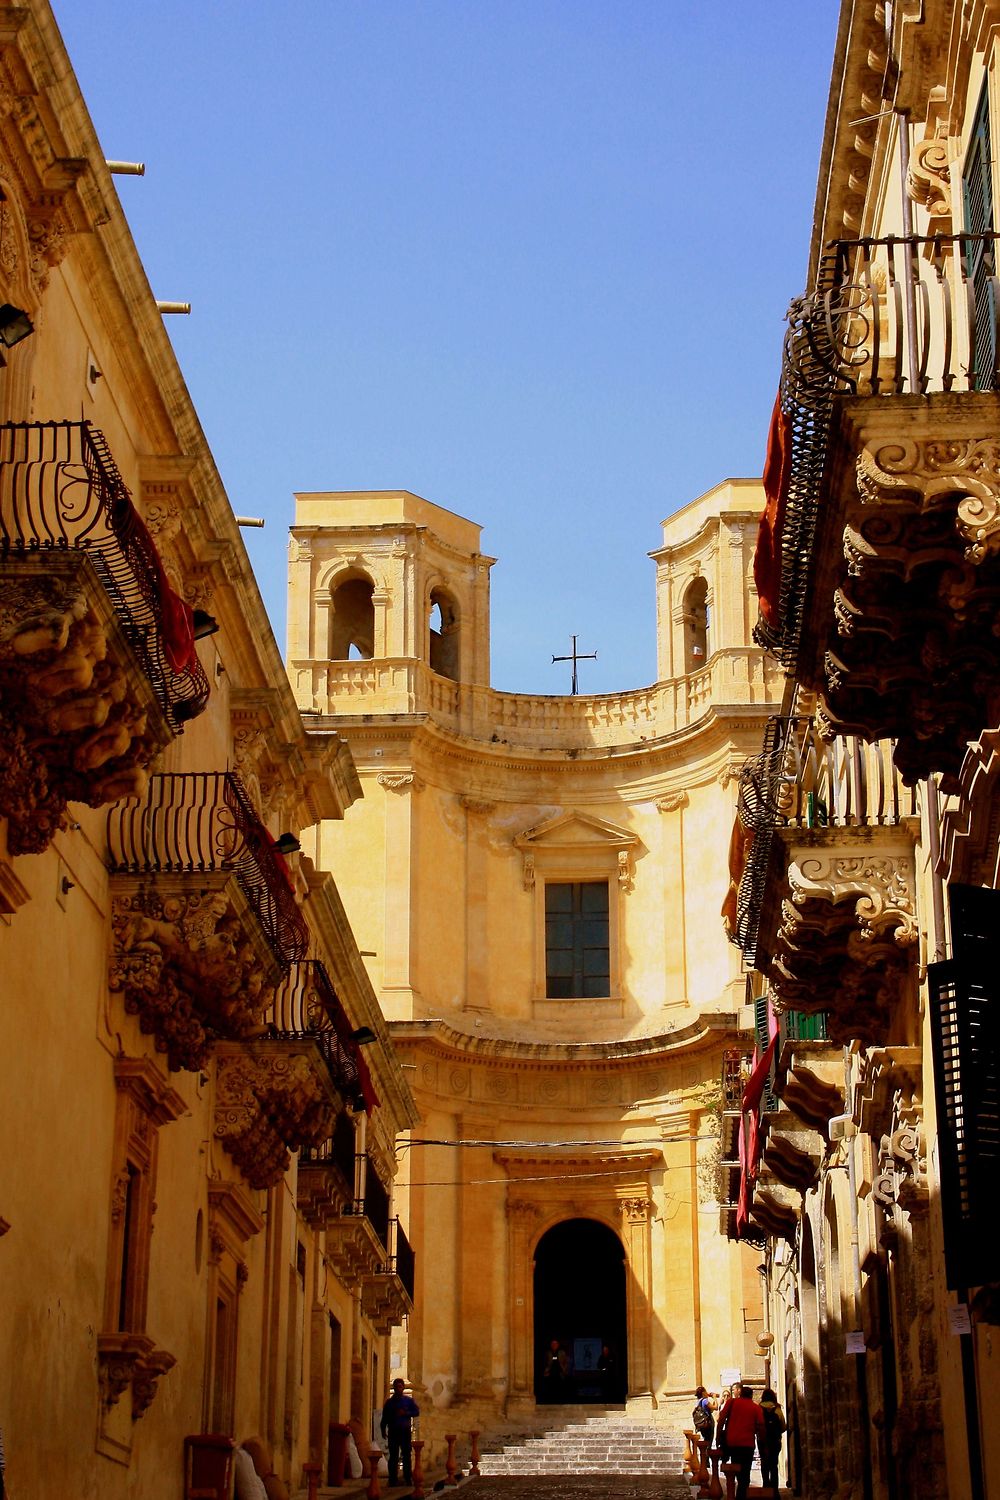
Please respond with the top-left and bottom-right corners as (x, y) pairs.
(5, 2), (1000, 1498)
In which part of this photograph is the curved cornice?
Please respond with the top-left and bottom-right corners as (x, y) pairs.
(388, 1013), (738, 1068)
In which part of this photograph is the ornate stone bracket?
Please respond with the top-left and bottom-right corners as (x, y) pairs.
(361, 1270), (412, 1334)
(109, 877), (279, 1071)
(858, 437), (1000, 564)
(0, 555), (170, 854)
(97, 1332), (174, 1418)
(213, 1041), (337, 1190)
(766, 838), (917, 1040)
(905, 137), (951, 219)
(378, 772), (423, 794)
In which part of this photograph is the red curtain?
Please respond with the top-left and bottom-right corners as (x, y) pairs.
(753, 394), (792, 629)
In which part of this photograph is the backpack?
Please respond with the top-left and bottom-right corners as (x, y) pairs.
(693, 1400), (712, 1433)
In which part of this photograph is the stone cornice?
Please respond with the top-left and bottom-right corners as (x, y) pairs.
(388, 1013), (739, 1069)
(493, 1149), (662, 1175)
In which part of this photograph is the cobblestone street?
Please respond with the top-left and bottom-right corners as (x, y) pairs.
(461, 1478), (694, 1499)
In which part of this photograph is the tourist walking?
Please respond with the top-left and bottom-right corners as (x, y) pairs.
(759, 1387), (786, 1493)
(692, 1385), (715, 1447)
(380, 1378), (420, 1487)
(717, 1383), (766, 1500)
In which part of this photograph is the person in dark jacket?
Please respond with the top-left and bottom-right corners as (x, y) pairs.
(717, 1383), (766, 1500)
(759, 1387), (787, 1493)
(380, 1379), (420, 1486)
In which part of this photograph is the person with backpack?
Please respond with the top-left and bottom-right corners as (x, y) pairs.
(692, 1385), (715, 1447)
(759, 1387), (787, 1493)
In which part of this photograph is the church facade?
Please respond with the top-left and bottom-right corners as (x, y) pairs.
(287, 480), (784, 1449)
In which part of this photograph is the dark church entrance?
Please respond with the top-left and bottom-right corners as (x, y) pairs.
(533, 1217), (627, 1404)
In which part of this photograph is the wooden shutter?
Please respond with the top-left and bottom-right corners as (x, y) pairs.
(928, 884), (1000, 1288)
(962, 84), (998, 390)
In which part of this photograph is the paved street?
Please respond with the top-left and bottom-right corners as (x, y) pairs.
(461, 1478), (694, 1499)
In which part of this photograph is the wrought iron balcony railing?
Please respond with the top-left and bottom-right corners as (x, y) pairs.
(732, 715), (916, 964)
(388, 1217), (415, 1302)
(107, 771), (308, 966)
(755, 232), (1000, 665)
(300, 1109), (357, 1187)
(0, 420), (209, 728)
(351, 1152), (390, 1251)
(270, 960), (363, 1100)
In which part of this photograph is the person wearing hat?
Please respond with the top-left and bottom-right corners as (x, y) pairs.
(380, 1378), (420, 1487)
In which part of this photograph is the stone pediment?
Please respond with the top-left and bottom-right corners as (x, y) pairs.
(513, 812), (641, 891)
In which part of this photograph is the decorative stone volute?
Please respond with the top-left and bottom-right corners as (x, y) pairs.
(0, 556), (170, 853)
(765, 832), (917, 1042)
(109, 877), (281, 1071)
(213, 1041), (338, 1191)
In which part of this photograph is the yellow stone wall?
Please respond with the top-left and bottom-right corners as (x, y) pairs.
(290, 479), (784, 1453)
(0, 6), (415, 1496)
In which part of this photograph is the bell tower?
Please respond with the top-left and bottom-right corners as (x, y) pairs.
(287, 490), (494, 712)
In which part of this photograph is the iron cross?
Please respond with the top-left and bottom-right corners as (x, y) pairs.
(551, 634), (597, 696)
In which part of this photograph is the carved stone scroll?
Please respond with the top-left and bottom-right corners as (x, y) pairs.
(213, 1041), (337, 1190)
(906, 137), (951, 218)
(109, 877), (280, 1071)
(0, 556), (170, 853)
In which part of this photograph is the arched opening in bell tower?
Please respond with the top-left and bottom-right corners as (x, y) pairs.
(329, 573), (375, 660)
(683, 576), (709, 674)
(533, 1217), (627, 1405)
(429, 586), (460, 681)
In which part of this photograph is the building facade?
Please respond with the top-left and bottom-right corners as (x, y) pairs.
(287, 480), (784, 1454)
(0, 4), (416, 1496)
(726, 4), (1000, 1498)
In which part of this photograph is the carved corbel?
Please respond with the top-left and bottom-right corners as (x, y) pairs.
(109, 882), (276, 1071)
(906, 137), (951, 218)
(790, 851), (917, 948)
(655, 790), (688, 813)
(617, 849), (634, 891)
(130, 1347), (176, 1420)
(857, 438), (1000, 564)
(213, 1044), (336, 1190)
(377, 772), (423, 794)
(97, 1332), (153, 1409)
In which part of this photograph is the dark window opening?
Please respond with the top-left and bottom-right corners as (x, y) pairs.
(545, 881), (610, 998)
(429, 588), (460, 680)
(684, 577), (710, 674)
(117, 1162), (140, 1331)
(329, 576), (375, 660)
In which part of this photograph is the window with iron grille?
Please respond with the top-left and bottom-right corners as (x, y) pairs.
(544, 881), (610, 998)
(929, 884), (1000, 1289)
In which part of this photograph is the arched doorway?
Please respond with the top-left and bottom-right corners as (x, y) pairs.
(533, 1218), (627, 1404)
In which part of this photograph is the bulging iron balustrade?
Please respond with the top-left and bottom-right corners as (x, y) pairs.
(756, 232), (1000, 667)
(732, 715), (916, 964)
(107, 771), (308, 968)
(270, 960), (363, 1101)
(0, 420), (210, 728)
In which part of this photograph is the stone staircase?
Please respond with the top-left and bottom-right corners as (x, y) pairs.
(477, 1408), (687, 1476)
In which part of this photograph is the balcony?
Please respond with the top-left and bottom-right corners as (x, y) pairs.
(362, 1217), (415, 1333)
(292, 650), (781, 750)
(732, 715), (918, 1045)
(298, 1111), (356, 1229)
(0, 421), (210, 854)
(107, 772), (309, 1070)
(325, 1152), (391, 1284)
(271, 959), (366, 1102)
(756, 233), (1000, 786)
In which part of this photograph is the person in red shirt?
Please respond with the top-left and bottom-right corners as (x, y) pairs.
(717, 1382), (766, 1500)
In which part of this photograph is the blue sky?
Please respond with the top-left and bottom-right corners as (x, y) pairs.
(60, 2), (839, 695)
